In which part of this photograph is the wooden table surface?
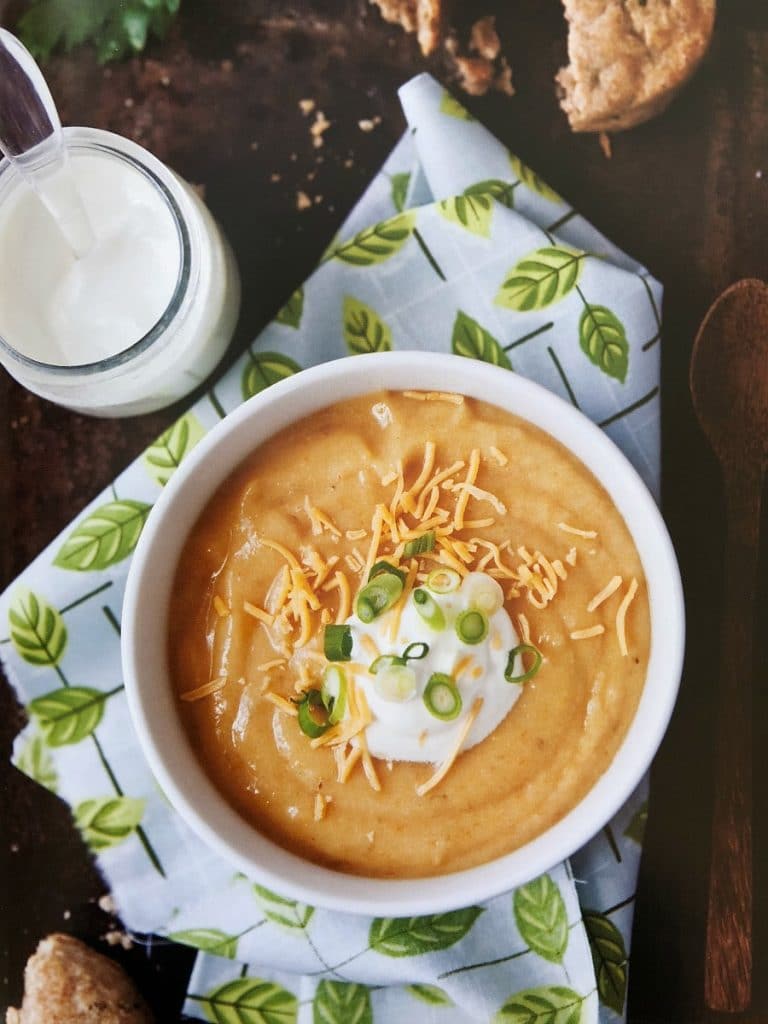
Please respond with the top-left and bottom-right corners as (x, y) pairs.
(2, 1), (768, 1020)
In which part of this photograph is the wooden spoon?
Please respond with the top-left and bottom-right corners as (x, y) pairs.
(690, 278), (768, 1012)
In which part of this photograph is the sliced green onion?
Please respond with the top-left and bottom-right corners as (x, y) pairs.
(368, 560), (407, 584)
(455, 609), (489, 645)
(402, 641), (429, 661)
(375, 663), (417, 703)
(321, 666), (348, 725)
(356, 572), (404, 623)
(504, 643), (543, 685)
(324, 624), (353, 662)
(403, 531), (436, 558)
(464, 572), (504, 615)
(369, 654), (406, 674)
(413, 588), (446, 631)
(423, 673), (462, 721)
(426, 568), (462, 594)
(297, 689), (331, 738)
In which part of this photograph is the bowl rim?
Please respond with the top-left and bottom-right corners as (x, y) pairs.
(122, 351), (685, 915)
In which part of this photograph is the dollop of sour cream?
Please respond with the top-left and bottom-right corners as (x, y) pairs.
(349, 572), (521, 763)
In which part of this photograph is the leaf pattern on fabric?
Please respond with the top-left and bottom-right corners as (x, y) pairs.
(253, 884), (314, 930)
(53, 500), (152, 572)
(8, 589), (67, 667)
(29, 686), (113, 746)
(241, 352), (302, 401)
(168, 928), (239, 959)
(407, 983), (453, 1006)
(583, 910), (628, 1015)
(578, 304), (629, 383)
(464, 178), (516, 209)
(390, 172), (411, 213)
(624, 800), (648, 844)
(496, 247), (585, 312)
(438, 193), (494, 237)
(275, 287), (305, 329)
(15, 733), (58, 792)
(143, 412), (206, 487)
(508, 153), (563, 205)
(327, 212), (415, 267)
(199, 977), (297, 1024)
(369, 908), (483, 956)
(451, 310), (511, 369)
(313, 980), (372, 1024)
(494, 985), (586, 1023)
(74, 796), (144, 851)
(513, 874), (569, 963)
(343, 295), (392, 354)
(439, 91), (475, 121)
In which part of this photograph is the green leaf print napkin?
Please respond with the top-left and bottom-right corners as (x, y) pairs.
(0, 73), (661, 1024)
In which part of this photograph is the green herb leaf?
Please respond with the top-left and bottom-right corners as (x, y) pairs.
(451, 310), (511, 369)
(199, 977), (297, 1024)
(439, 91), (475, 121)
(275, 287), (304, 329)
(496, 247), (585, 312)
(343, 295), (392, 354)
(624, 800), (648, 844)
(313, 981), (372, 1024)
(144, 411), (205, 487)
(578, 304), (629, 383)
(438, 193), (493, 238)
(74, 795), (144, 851)
(508, 153), (563, 205)
(327, 212), (415, 267)
(17, 0), (182, 63)
(253, 884), (314, 930)
(53, 499), (152, 571)
(464, 178), (516, 210)
(494, 985), (586, 1023)
(369, 907), (483, 956)
(391, 172), (411, 213)
(583, 910), (628, 1015)
(8, 588), (67, 667)
(513, 874), (569, 963)
(241, 351), (301, 400)
(168, 927), (239, 959)
(15, 733), (58, 792)
(29, 686), (114, 746)
(407, 984), (453, 1006)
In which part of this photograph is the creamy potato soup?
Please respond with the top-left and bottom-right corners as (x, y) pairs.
(169, 390), (650, 877)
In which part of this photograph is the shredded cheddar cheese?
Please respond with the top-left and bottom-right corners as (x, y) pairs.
(587, 575), (623, 613)
(616, 578), (639, 656)
(565, 547), (578, 567)
(516, 613), (531, 645)
(570, 625), (606, 640)
(403, 390), (464, 405)
(557, 522), (598, 539)
(264, 691), (298, 716)
(213, 596), (229, 617)
(488, 446), (508, 466)
(243, 601), (275, 626)
(416, 697), (483, 796)
(453, 448), (480, 531)
(256, 659), (287, 672)
(346, 529), (368, 541)
(180, 677), (227, 702)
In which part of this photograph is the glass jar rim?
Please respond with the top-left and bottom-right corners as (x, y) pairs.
(0, 127), (193, 379)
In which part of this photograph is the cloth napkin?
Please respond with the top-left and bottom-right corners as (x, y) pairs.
(0, 74), (663, 1023)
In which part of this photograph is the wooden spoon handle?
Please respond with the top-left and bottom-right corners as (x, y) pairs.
(704, 473), (759, 1012)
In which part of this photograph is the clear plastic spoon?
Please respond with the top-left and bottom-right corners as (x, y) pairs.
(0, 28), (94, 257)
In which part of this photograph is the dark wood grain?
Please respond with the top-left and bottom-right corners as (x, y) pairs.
(690, 280), (768, 1011)
(1, 1), (767, 1021)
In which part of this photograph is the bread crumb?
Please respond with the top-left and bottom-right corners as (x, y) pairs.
(250, 141), (259, 151)
(299, 98), (316, 116)
(270, 172), (281, 183)
(296, 191), (312, 211)
(314, 195), (324, 204)
(103, 930), (133, 950)
(470, 15), (500, 61)
(494, 57), (515, 96)
(358, 116), (382, 132)
(343, 158), (354, 168)
(221, 59), (234, 73)
(98, 893), (117, 915)
(599, 131), (612, 159)
(310, 110), (331, 149)
(454, 55), (495, 96)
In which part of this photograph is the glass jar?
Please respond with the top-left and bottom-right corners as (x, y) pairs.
(0, 127), (241, 416)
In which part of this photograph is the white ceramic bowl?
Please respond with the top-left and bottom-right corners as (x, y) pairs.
(122, 352), (684, 916)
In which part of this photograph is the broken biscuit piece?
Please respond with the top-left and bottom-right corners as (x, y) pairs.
(6, 934), (153, 1024)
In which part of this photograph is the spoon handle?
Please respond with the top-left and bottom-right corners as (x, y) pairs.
(704, 468), (758, 1012)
